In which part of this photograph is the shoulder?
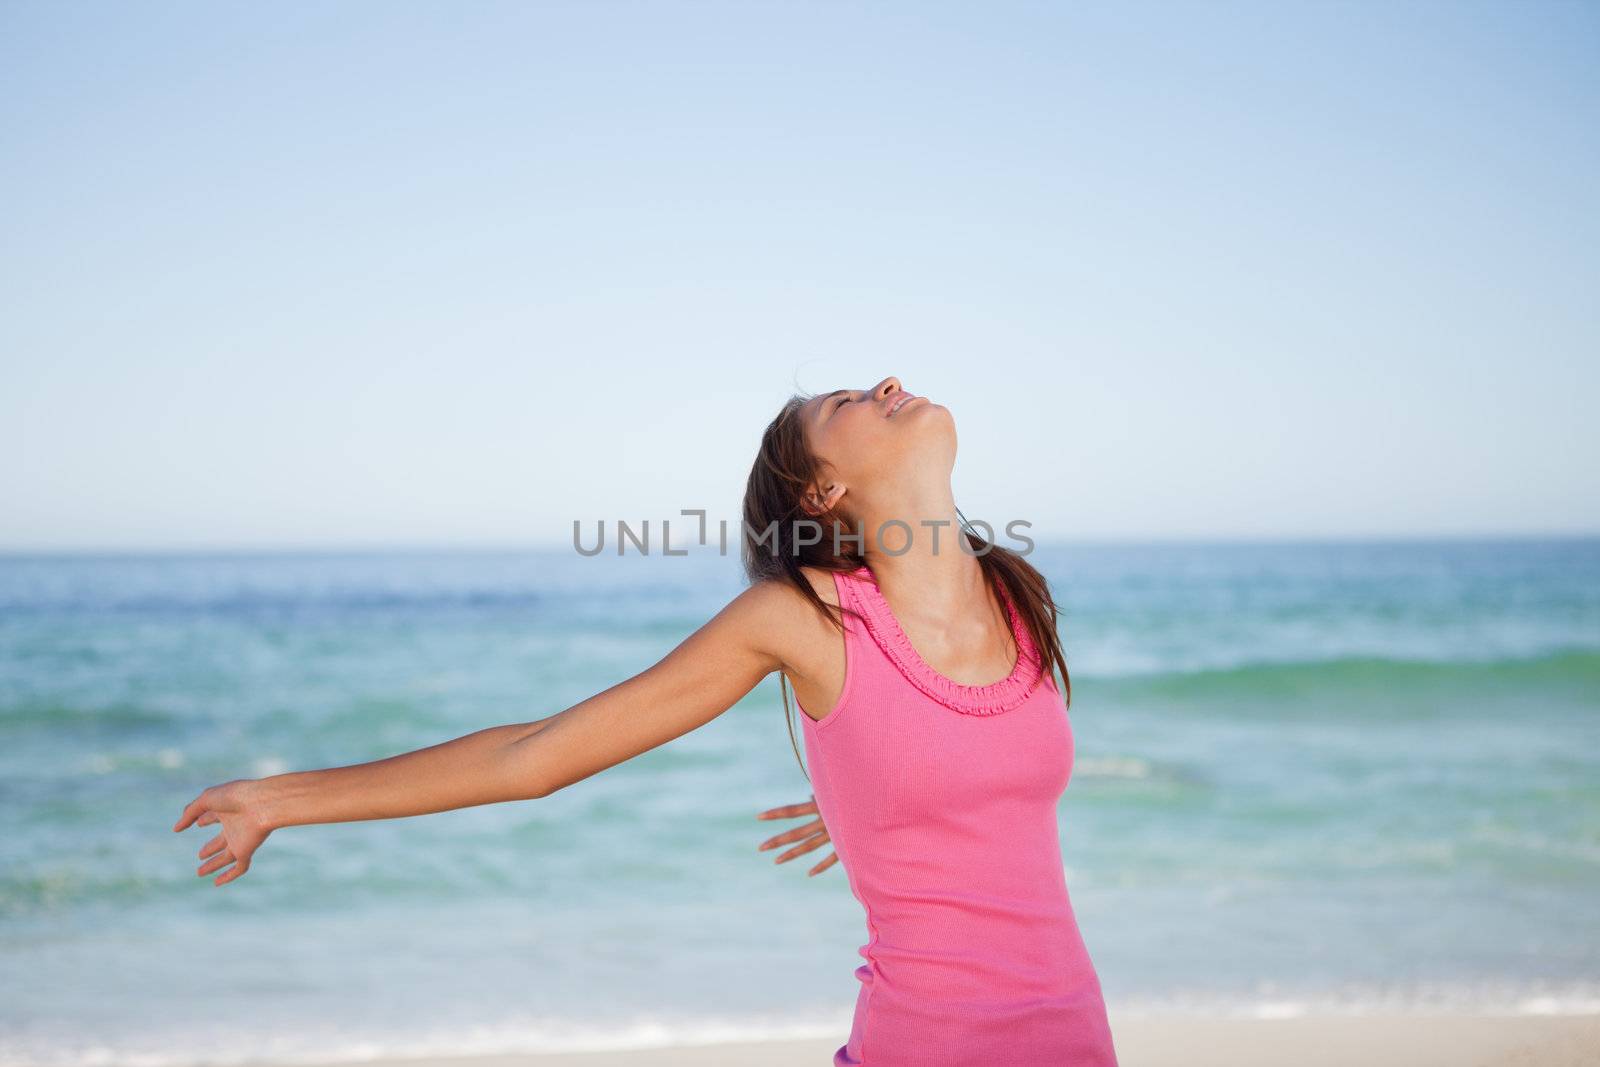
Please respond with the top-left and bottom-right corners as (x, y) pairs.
(720, 567), (844, 674)
(738, 566), (842, 612)
(797, 564), (844, 608)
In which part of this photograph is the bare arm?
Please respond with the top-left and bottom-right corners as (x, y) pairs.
(172, 579), (799, 883)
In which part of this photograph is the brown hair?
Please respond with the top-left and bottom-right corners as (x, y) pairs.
(741, 393), (1073, 783)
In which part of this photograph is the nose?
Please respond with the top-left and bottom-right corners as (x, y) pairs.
(873, 376), (902, 400)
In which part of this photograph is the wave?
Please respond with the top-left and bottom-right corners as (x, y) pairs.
(0, 589), (554, 615)
(0, 702), (182, 733)
(1087, 648), (1600, 708)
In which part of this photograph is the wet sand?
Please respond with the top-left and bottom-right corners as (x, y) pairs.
(288, 1011), (1600, 1066)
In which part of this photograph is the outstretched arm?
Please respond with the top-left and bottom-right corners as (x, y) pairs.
(173, 579), (798, 884)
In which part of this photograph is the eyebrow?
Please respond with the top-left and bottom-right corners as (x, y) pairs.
(816, 389), (849, 421)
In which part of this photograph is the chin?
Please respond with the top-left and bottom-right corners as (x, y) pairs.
(906, 402), (956, 449)
(914, 399), (953, 428)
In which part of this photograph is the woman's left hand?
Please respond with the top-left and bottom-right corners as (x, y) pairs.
(755, 794), (837, 877)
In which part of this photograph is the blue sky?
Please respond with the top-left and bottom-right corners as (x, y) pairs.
(2, 0), (1595, 550)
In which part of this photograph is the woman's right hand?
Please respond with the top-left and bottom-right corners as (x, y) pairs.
(172, 778), (275, 887)
(756, 794), (838, 877)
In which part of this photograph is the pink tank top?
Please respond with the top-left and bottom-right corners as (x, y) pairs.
(799, 564), (1119, 1067)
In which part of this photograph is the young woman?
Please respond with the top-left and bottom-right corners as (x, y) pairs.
(172, 376), (1120, 1066)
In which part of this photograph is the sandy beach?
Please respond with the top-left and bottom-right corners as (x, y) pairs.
(282, 1012), (1600, 1067)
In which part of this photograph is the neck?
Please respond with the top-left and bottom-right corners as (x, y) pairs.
(856, 482), (988, 621)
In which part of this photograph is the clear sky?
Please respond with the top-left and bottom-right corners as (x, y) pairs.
(2, 0), (1595, 551)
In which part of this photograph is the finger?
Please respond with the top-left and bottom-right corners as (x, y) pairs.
(759, 822), (825, 851)
(197, 811), (219, 827)
(764, 828), (827, 857)
(198, 849), (234, 877)
(173, 795), (207, 832)
(756, 800), (819, 820)
(215, 856), (249, 886)
(756, 806), (814, 820)
(198, 832), (227, 859)
(807, 852), (839, 877)
(758, 818), (825, 850)
(775, 833), (829, 864)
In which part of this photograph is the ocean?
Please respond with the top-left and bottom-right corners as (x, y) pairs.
(1, 538), (1596, 1064)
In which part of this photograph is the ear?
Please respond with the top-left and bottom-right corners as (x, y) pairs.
(800, 481), (846, 517)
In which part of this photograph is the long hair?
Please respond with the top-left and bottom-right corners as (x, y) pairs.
(741, 393), (1073, 783)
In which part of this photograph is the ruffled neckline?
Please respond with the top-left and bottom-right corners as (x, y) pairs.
(845, 564), (1044, 715)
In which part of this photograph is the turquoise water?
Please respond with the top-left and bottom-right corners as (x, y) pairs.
(1, 539), (1597, 1064)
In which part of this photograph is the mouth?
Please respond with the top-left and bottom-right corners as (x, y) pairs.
(886, 393), (923, 418)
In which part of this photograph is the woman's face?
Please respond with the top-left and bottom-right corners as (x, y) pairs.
(799, 375), (954, 514)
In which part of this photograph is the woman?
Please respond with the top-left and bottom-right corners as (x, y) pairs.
(172, 376), (1119, 1066)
